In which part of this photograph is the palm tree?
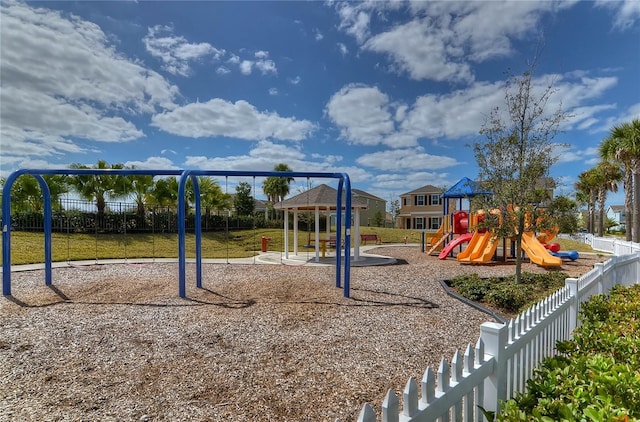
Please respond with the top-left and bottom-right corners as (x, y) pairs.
(575, 169), (599, 234)
(69, 160), (126, 214)
(593, 161), (623, 236)
(262, 163), (294, 220)
(191, 177), (229, 211)
(148, 177), (179, 209)
(124, 167), (155, 216)
(604, 119), (640, 241)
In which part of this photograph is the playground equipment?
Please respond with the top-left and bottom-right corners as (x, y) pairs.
(434, 210), (472, 258)
(2, 169), (355, 298)
(520, 232), (562, 266)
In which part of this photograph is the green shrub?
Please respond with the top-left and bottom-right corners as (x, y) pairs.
(450, 272), (567, 314)
(449, 274), (498, 301)
(485, 283), (535, 313)
(497, 284), (640, 421)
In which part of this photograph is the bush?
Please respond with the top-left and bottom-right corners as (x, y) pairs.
(497, 284), (640, 421)
(449, 274), (497, 301)
(485, 283), (534, 313)
(450, 272), (568, 314)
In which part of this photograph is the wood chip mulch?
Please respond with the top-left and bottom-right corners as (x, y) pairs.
(0, 247), (607, 421)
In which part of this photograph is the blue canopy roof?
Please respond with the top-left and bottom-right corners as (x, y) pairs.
(441, 177), (492, 198)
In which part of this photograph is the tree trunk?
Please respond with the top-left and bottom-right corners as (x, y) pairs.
(634, 168), (640, 243)
(515, 214), (525, 284)
(624, 170), (633, 241)
(597, 188), (605, 237)
(97, 196), (106, 215)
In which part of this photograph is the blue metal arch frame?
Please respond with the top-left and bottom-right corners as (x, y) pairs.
(2, 169), (352, 298)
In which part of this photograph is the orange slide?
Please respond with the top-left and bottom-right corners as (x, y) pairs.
(457, 231), (499, 263)
(521, 232), (562, 267)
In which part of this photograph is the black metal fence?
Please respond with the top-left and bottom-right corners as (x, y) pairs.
(3, 199), (272, 234)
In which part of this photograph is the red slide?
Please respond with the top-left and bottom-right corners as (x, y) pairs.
(438, 232), (474, 260)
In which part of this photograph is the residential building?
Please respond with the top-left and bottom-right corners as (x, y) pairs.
(607, 205), (625, 231)
(352, 189), (387, 227)
(398, 185), (455, 230)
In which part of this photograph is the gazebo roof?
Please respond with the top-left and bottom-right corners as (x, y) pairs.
(274, 183), (368, 210)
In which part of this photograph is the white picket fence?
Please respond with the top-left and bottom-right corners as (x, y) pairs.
(355, 240), (640, 422)
(558, 233), (640, 255)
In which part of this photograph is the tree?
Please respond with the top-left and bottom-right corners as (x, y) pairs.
(372, 209), (384, 227)
(123, 167), (155, 215)
(389, 199), (400, 227)
(546, 195), (579, 234)
(193, 177), (228, 211)
(593, 161), (623, 237)
(234, 181), (255, 216)
(575, 169), (599, 234)
(1, 174), (68, 213)
(472, 58), (568, 283)
(148, 177), (179, 208)
(69, 160), (126, 214)
(262, 163), (294, 220)
(600, 118), (640, 241)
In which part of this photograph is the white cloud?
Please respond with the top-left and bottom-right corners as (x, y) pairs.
(289, 76), (302, 85)
(554, 145), (599, 164)
(371, 171), (452, 191)
(216, 66), (231, 75)
(337, 42), (348, 56)
(325, 84), (397, 146)
(184, 140), (372, 191)
(227, 54), (240, 64)
(364, 17), (474, 83)
(0, 2), (178, 166)
(325, 71), (620, 150)
(254, 50), (269, 59)
(356, 147), (462, 171)
(151, 99), (315, 141)
(124, 156), (180, 170)
(596, 0), (640, 29)
(334, 1), (574, 83)
(269, 88), (279, 96)
(239, 60), (253, 75)
(144, 24), (225, 76)
(255, 59), (277, 75)
(336, 4), (371, 43)
(314, 29), (324, 41)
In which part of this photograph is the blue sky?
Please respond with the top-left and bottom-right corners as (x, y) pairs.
(1, 0), (639, 208)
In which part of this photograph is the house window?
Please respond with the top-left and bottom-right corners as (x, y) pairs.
(429, 217), (442, 230)
(429, 194), (441, 206)
(415, 195), (425, 206)
(414, 217), (424, 230)
(403, 197), (408, 206)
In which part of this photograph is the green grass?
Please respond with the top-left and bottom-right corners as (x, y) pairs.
(553, 236), (599, 253)
(3, 227), (597, 266)
(4, 227), (429, 266)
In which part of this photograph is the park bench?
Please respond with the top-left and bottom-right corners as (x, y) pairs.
(360, 233), (381, 245)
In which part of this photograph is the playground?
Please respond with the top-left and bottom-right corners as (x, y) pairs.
(0, 245), (605, 421)
(425, 177), (580, 267)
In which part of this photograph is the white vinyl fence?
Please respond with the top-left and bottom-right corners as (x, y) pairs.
(558, 233), (640, 255)
(355, 238), (640, 422)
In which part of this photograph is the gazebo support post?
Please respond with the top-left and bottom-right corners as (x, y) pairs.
(354, 209), (361, 261)
(284, 207), (289, 259)
(314, 206), (320, 261)
(293, 209), (299, 256)
(325, 208), (330, 246)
